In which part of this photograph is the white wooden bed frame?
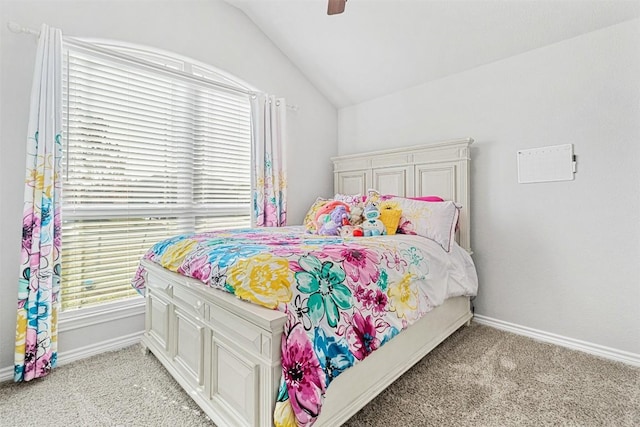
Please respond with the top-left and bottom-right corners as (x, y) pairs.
(141, 137), (474, 426)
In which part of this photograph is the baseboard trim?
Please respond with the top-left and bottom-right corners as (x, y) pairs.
(0, 365), (13, 383)
(57, 330), (144, 366)
(473, 314), (640, 367)
(0, 331), (143, 383)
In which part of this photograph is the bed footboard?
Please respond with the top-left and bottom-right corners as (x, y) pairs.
(141, 259), (287, 427)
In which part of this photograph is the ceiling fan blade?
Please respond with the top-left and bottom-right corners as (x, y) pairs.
(327, 0), (346, 15)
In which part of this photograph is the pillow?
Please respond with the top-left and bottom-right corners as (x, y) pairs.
(376, 194), (444, 202)
(410, 196), (444, 202)
(408, 196), (460, 231)
(303, 197), (331, 233)
(387, 197), (460, 252)
(337, 189), (392, 205)
(333, 193), (365, 206)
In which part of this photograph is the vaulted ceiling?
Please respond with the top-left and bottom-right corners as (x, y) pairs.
(227, 0), (640, 108)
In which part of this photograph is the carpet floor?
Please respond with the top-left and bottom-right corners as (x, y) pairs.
(1, 323), (638, 426)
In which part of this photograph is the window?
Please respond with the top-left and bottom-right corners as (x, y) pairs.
(61, 41), (252, 311)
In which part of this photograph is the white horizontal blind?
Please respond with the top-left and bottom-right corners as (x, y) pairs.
(61, 43), (252, 311)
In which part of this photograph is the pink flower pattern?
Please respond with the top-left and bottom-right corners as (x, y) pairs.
(319, 245), (380, 286)
(178, 252), (212, 282)
(346, 311), (382, 361)
(281, 319), (326, 425)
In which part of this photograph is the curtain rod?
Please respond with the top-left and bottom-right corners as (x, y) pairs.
(7, 20), (301, 111)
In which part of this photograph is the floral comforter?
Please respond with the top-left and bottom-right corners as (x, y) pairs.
(132, 226), (478, 426)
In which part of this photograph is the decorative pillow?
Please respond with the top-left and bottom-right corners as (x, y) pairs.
(333, 193), (365, 206)
(377, 194), (444, 202)
(387, 197), (460, 252)
(409, 196), (444, 202)
(303, 197), (331, 233)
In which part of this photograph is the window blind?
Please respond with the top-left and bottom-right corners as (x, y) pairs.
(61, 43), (252, 311)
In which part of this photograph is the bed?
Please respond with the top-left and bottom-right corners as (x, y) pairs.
(135, 137), (476, 426)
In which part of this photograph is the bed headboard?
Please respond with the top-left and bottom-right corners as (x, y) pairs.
(331, 138), (474, 253)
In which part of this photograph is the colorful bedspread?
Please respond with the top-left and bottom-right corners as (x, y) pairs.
(132, 226), (478, 426)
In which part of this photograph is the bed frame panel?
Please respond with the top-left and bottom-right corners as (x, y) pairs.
(141, 138), (475, 426)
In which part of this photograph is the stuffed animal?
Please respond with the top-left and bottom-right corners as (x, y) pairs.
(318, 205), (349, 236)
(339, 225), (356, 238)
(348, 204), (364, 226)
(379, 202), (402, 235)
(361, 201), (386, 236)
(314, 200), (350, 231)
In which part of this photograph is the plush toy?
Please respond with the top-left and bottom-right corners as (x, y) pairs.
(379, 203), (402, 235)
(348, 204), (364, 226)
(314, 200), (350, 231)
(318, 205), (349, 236)
(339, 225), (356, 238)
(361, 201), (386, 236)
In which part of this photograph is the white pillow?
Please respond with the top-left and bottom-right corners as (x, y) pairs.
(384, 197), (460, 252)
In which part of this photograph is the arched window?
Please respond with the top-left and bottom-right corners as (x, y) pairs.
(61, 39), (253, 311)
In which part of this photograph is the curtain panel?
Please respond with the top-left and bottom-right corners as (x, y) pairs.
(15, 24), (63, 382)
(251, 94), (287, 227)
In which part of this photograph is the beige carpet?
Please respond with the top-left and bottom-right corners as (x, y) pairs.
(1, 324), (638, 426)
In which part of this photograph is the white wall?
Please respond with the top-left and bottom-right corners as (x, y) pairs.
(339, 19), (640, 356)
(0, 0), (337, 374)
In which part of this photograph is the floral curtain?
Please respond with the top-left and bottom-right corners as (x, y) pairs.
(250, 94), (287, 227)
(15, 24), (63, 382)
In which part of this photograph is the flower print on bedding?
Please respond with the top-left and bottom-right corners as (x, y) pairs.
(387, 273), (422, 322)
(206, 243), (268, 268)
(295, 255), (353, 328)
(316, 245), (380, 287)
(227, 253), (294, 308)
(133, 227), (477, 426)
(313, 327), (354, 385)
(278, 318), (326, 425)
